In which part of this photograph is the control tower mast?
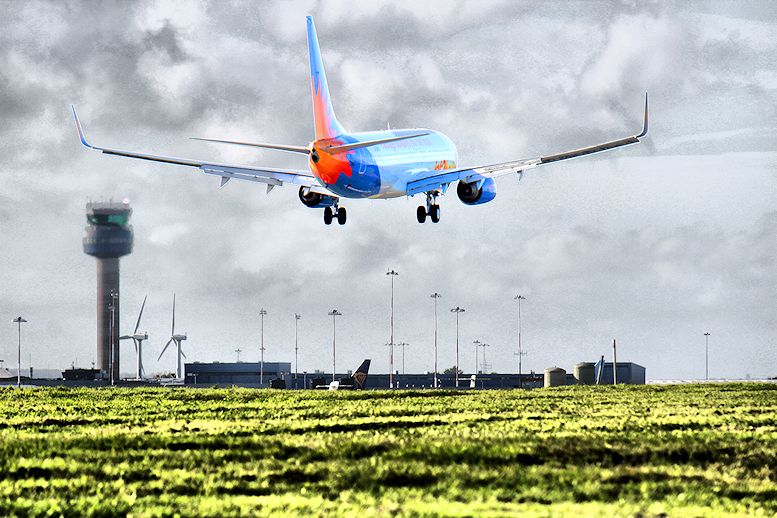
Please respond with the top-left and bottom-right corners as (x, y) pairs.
(83, 201), (133, 382)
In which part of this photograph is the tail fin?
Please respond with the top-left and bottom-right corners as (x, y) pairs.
(307, 16), (346, 140)
(353, 359), (370, 390)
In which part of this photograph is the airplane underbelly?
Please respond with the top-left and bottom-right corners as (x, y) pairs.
(328, 165), (381, 198)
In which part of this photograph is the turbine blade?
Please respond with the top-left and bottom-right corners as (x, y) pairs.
(158, 338), (173, 361)
(134, 295), (147, 334)
(171, 294), (176, 335)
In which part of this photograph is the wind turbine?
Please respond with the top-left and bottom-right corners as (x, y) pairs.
(120, 295), (148, 379)
(158, 294), (187, 379)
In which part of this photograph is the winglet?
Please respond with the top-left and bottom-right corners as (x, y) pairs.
(635, 93), (648, 139)
(71, 105), (93, 148)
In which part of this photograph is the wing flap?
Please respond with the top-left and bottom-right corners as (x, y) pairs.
(201, 165), (318, 188)
(406, 170), (463, 196)
(405, 159), (540, 196)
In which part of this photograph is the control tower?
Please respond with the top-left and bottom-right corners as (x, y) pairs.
(83, 201), (133, 381)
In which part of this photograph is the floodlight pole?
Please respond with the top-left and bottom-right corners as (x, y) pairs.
(514, 349), (527, 388)
(13, 317), (26, 388)
(451, 307), (465, 387)
(480, 342), (490, 374)
(259, 308), (267, 384)
(515, 295), (526, 383)
(387, 270), (398, 388)
(295, 313), (301, 389)
(327, 309), (342, 381)
(431, 293), (441, 388)
(109, 290), (118, 386)
(704, 332), (710, 380)
(396, 343), (409, 374)
(473, 340), (481, 374)
(329, 310), (342, 382)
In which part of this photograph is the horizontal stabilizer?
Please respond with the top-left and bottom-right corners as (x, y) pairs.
(320, 132), (429, 155)
(189, 137), (310, 155)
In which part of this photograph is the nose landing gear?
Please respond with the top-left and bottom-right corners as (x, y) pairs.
(417, 192), (441, 224)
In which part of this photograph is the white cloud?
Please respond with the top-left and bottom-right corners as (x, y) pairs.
(148, 223), (190, 245)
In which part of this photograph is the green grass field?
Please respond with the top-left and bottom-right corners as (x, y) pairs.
(0, 384), (775, 517)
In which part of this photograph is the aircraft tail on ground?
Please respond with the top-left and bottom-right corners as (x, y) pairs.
(352, 359), (371, 390)
(318, 359), (371, 390)
(307, 15), (346, 140)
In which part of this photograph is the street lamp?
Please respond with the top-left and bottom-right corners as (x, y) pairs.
(235, 349), (242, 362)
(13, 317), (26, 388)
(704, 332), (711, 380)
(451, 307), (465, 387)
(387, 269), (398, 388)
(515, 295), (526, 384)
(473, 340), (481, 374)
(259, 308), (267, 384)
(431, 293), (441, 388)
(329, 309), (342, 382)
(295, 313), (301, 389)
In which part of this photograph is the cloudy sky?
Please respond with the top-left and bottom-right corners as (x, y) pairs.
(1, 0), (774, 381)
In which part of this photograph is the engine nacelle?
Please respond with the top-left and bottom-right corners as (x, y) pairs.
(457, 177), (497, 205)
(299, 187), (337, 208)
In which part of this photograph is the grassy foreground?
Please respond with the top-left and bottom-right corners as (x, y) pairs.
(0, 384), (775, 517)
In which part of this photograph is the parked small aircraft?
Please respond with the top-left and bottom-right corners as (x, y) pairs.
(73, 16), (647, 225)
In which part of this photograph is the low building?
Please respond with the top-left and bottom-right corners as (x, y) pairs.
(62, 368), (102, 381)
(593, 361), (646, 385)
(185, 361), (291, 387)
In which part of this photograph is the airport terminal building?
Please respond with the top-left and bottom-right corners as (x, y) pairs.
(182, 360), (645, 389)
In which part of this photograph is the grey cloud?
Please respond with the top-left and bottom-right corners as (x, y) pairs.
(0, 1), (774, 378)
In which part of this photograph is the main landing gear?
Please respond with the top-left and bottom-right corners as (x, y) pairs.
(324, 204), (347, 225)
(417, 192), (441, 224)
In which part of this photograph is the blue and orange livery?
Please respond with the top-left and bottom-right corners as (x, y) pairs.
(72, 16), (647, 225)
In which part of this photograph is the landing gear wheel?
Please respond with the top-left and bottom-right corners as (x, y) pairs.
(337, 207), (347, 225)
(417, 206), (427, 224)
(429, 204), (440, 223)
(420, 191), (441, 224)
(324, 206), (333, 225)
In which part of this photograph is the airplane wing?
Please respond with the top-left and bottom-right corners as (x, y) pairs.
(72, 106), (321, 194)
(407, 94), (649, 197)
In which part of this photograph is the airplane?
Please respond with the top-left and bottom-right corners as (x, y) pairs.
(72, 16), (648, 226)
(315, 359), (371, 390)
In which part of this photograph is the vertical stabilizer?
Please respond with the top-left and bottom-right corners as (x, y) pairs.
(353, 359), (371, 390)
(307, 16), (346, 140)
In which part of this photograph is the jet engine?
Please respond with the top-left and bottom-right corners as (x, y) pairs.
(457, 177), (496, 205)
(299, 187), (337, 208)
